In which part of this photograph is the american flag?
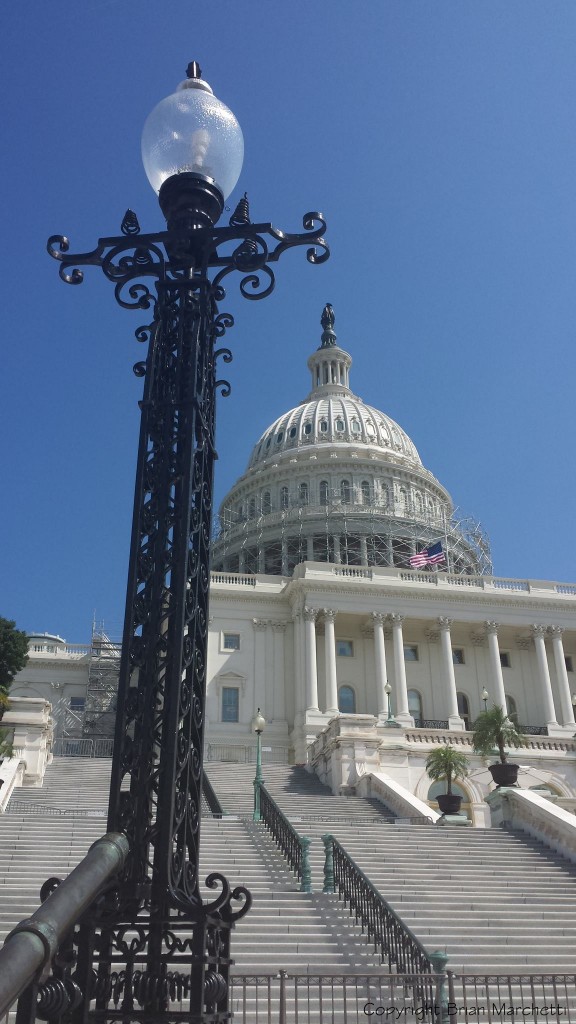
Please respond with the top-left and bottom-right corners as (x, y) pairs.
(409, 541), (446, 568)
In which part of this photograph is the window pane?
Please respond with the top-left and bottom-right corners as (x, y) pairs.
(223, 633), (240, 650)
(404, 645), (418, 661)
(452, 648), (465, 665)
(408, 689), (422, 720)
(336, 640), (354, 657)
(222, 687), (239, 722)
(500, 652), (511, 669)
(338, 686), (356, 713)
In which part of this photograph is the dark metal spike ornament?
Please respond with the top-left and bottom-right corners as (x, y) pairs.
(229, 192), (250, 227)
(121, 209), (141, 236)
(187, 60), (202, 80)
(46, 169), (328, 1023)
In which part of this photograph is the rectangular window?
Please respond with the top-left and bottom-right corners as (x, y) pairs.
(452, 648), (465, 665)
(69, 697), (85, 712)
(223, 633), (240, 651)
(404, 645), (419, 662)
(221, 687), (239, 722)
(336, 640), (354, 657)
(500, 651), (511, 669)
(566, 655), (573, 673)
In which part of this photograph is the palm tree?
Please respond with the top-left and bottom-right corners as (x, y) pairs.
(425, 745), (470, 796)
(472, 705), (525, 764)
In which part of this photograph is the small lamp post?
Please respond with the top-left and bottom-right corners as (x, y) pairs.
(252, 708), (266, 821)
(482, 687), (489, 712)
(383, 682), (401, 729)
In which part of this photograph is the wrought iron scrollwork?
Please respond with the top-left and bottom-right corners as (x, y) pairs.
(44, 196), (328, 1023)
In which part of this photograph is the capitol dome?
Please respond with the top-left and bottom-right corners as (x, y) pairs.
(212, 305), (490, 577)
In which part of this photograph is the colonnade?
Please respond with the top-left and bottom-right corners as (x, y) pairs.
(292, 609), (576, 731)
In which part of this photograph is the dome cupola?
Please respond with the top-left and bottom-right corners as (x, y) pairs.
(212, 306), (491, 578)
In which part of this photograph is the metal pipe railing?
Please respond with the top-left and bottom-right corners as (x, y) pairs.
(324, 833), (437, 975)
(259, 784), (312, 892)
(0, 831), (129, 1018)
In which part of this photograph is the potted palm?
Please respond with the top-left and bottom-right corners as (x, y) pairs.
(472, 705), (526, 786)
(425, 745), (470, 814)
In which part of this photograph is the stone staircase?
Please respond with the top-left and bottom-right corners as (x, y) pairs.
(206, 761), (576, 974)
(4, 757), (576, 980)
(0, 757), (379, 974)
(205, 760), (392, 820)
(0, 757), (111, 946)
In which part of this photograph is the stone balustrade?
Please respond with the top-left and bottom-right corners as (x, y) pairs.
(486, 787), (576, 864)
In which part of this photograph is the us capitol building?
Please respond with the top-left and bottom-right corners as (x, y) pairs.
(13, 305), (576, 824)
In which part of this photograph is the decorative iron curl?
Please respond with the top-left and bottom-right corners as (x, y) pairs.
(229, 884), (252, 921)
(203, 871), (231, 913)
(212, 262), (275, 302)
(212, 314), (234, 339)
(215, 379), (231, 397)
(214, 346), (233, 363)
(37, 976), (83, 1020)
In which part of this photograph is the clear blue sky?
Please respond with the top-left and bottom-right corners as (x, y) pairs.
(2, 1), (576, 641)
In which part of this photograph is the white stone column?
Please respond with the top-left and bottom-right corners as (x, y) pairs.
(548, 626), (575, 727)
(333, 535), (341, 564)
(323, 609), (339, 716)
(307, 536), (314, 562)
(303, 607), (320, 712)
(281, 539), (288, 576)
(531, 625), (558, 727)
(271, 621), (287, 722)
(372, 612), (389, 718)
(258, 547), (265, 573)
(438, 616), (464, 730)
(252, 619), (268, 716)
(484, 621), (508, 713)
(360, 536), (368, 566)
(292, 609), (305, 719)
(389, 614), (412, 725)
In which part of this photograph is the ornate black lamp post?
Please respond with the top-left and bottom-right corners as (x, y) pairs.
(252, 708), (266, 822)
(47, 62), (328, 1023)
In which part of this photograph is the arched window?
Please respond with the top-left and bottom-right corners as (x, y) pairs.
(398, 486), (408, 512)
(340, 479), (351, 504)
(408, 689), (423, 725)
(380, 484), (389, 508)
(361, 480), (371, 505)
(299, 482), (309, 506)
(280, 487), (289, 510)
(506, 694), (519, 725)
(335, 418), (345, 433)
(320, 480), (329, 506)
(262, 491), (271, 515)
(457, 692), (471, 730)
(338, 685), (356, 713)
(248, 497), (256, 519)
(320, 420), (328, 433)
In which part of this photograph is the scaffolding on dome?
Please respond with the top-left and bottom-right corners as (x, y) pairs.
(211, 496), (492, 577)
(82, 625), (121, 740)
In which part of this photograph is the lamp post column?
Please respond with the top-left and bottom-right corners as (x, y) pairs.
(253, 709), (265, 822)
(47, 60), (328, 1024)
(548, 626), (575, 727)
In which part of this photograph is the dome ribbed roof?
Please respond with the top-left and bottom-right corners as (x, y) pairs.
(248, 394), (422, 469)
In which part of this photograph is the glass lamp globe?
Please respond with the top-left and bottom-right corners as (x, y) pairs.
(141, 69), (244, 201)
(252, 709), (266, 734)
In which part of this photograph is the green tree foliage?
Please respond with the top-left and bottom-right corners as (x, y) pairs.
(472, 705), (525, 764)
(0, 617), (29, 722)
(425, 744), (470, 795)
